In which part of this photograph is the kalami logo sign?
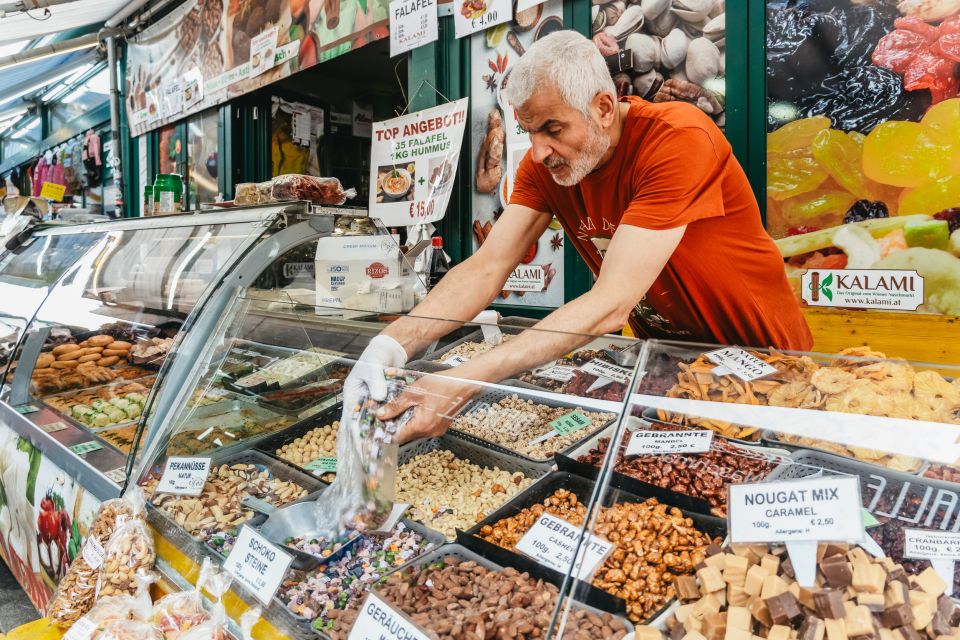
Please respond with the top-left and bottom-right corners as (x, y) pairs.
(801, 269), (924, 310)
(365, 262), (389, 279)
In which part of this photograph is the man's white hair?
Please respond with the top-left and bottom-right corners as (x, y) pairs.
(503, 30), (616, 118)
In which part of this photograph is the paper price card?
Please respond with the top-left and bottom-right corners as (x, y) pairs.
(728, 477), (863, 543)
(442, 355), (468, 366)
(81, 537), (105, 569)
(63, 616), (98, 640)
(40, 182), (66, 202)
(105, 467), (127, 484)
(625, 429), (713, 457)
(549, 410), (592, 436)
(305, 457), (337, 473)
(15, 404), (39, 414)
(705, 347), (777, 382)
(389, 0), (438, 57)
(224, 525), (293, 606)
(157, 456), (211, 496)
(579, 359), (632, 384)
(453, 0), (510, 41)
(69, 442), (103, 456)
(515, 512), (614, 580)
(349, 591), (432, 640)
(41, 421), (68, 433)
(535, 365), (576, 382)
(904, 529), (960, 596)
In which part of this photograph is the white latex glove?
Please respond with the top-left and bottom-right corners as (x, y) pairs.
(342, 334), (408, 412)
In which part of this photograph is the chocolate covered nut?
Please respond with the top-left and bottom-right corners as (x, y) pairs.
(765, 591), (803, 626)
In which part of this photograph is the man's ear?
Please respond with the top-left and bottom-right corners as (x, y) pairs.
(592, 91), (617, 129)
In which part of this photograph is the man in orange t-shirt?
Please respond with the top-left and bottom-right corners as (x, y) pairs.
(358, 30), (811, 442)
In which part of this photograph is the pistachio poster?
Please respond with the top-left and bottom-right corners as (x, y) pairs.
(126, 0), (389, 136)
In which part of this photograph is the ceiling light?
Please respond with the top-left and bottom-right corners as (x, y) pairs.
(0, 35), (98, 72)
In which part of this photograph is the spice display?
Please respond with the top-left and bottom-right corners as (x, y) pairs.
(451, 394), (616, 459)
(165, 415), (291, 456)
(280, 523), (434, 630)
(660, 542), (959, 640)
(275, 421), (339, 481)
(326, 556), (632, 639)
(577, 432), (777, 516)
(478, 490), (717, 623)
(48, 498), (135, 627)
(593, 0), (725, 125)
(434, 334), (514, 362)
(395, 449), (534, 539)
(144, 463), (308, 541)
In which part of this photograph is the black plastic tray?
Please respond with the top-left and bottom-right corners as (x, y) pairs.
(255, 403), (344, 478)
(761, 429), (925, 474)
(448, 387), (620, 464)
(458, 472), (724, 625)
(641, 406), (762, 446)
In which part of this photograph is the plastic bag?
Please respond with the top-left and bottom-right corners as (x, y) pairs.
(314, 371), (411, 535)
(63, 573), (155, 640)
(92, 619), (162, 640)
(270, 174), (356, 206)
(48, 495), (137, 627)
(174, 560), (233, 640)
(96, 488), (155, 599)
(233, 183), (259, 205)
(150, 558), (219, 639)
(239, 606), (262, 640)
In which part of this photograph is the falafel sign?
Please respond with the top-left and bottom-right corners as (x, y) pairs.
(369, 98), (468, 226)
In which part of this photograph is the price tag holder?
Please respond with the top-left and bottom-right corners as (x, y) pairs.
(156, 456), (211, 496)
(349, 591), (432, 640)
(535, 365), (576, 382)
(728, 477), (863, 587)
(41, 421), (69, 433)
(81, 537), (105, 569)
(904, 528), (960, 595)
(579, 359), (631, 384)
(305, 457), (337, 474)
(224, 525), (293, 606)
(705, 347), (777, 382)
(442, 355), (468, 367)
(69, 442), (103, 456)
(550, 410), (592, 436)
(515, 512), (614, 581)
(625, 429), (713, 456)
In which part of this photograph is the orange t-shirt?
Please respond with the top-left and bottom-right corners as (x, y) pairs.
(511, 97), (812, 351)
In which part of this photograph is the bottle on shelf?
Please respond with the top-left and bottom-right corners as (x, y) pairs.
(428, 236), (450, 289)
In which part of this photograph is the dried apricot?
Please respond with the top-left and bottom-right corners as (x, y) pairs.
(812, 129), (869, 197)
(862, 121), (954, 187)
(920, 97), (960, 134)
(781, 190), (857, 226)
(898, 175), (960, 216)
(767, 116), (831, 156)
(767, 156), (828, 201)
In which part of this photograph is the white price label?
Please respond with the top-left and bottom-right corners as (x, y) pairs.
(535, 365), (576, 382)
(728, 477), (864, 543)
(348, 591), (432, 640)
(625, 429), (714, 456)
(705, 347), (778, 382)
(579, 359), (632, 384)
(81, 537), (105, 569)
(904, 529), (960, 560)
(442, 355), (468, 366)
(105, 467), (127, 484)
(224, 525), (293, 606)
(42, 421), (68, 433)
(515, 513), (614, 581)
(63, 616), (98, 640)
(389, 0), (438, 57)
(156, 457), (211, 496)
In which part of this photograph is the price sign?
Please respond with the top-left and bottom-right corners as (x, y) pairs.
(41, 421), (68, 433)
(81, 537), (105, 569)
(515, 512), (614, 580)
(105, 467), (127, 484)
(249, 27), (279, 77)
(705, 347), (777, 382)
(15, 404), (39, 414)
(579, 359), (632, 385)
(156, 457), (211, 496)
(69, 442), (103, 456)
(305, 457), (337, 474)
(453, 0), (510, 44)
(625, 429), (714, 456)
(224, 525), (293, 606)
(442, 355), (468, 366)
(408, 199), (437, 220)
(904, 529), (960, 560)
(349, 591), (432, 640)
(549, 410), (592, 436)
(389, 0), (438, 57)
(728, 477), (863, 543)
(40, 182), (66, 202)
(535, 365), (576, 382)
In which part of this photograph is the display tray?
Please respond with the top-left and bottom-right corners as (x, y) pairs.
(163, 397), (296, 457)
(640, 406), (762, 447)
(376, 543), (635, 637)
(457, 470), (725, 625)
(447, 386), (619, 464)
(255, 403), (343, 479)
(397, 434), (554, 540)
(225, 346), (348, 395)
(556, 424), (791, 516)
(760, 429), (925, 474)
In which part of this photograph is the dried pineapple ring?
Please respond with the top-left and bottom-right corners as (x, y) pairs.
(825, 380), (879, 415)
(767, 381), (811, 408)
(913, 370), (960, 404)
(811, 368), (856, 394)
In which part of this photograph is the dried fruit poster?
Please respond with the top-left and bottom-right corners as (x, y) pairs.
(126, 0), (389, 136)
(767, 0), (960, 316)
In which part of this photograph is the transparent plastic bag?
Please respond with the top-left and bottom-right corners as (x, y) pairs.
(314, 371), (411, 535)
(64, 573), (155, 640)
(92, 619), (162, 640)
(239, 606), (262, 640)
(48, 495), (136, 627)
(96, 488), (155, 599)
(270, 174), (356, 206)
(174, 561), (233, 640)
(150, 558), (220, 639)
(233, 183), (259, 206)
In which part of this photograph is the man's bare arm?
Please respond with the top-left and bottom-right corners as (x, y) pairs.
(382, 204), (550, 358)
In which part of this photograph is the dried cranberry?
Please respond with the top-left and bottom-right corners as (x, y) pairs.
(786, 225), (820, 236)
(934, 208), (960, 234)
(843, 200), (889, 224)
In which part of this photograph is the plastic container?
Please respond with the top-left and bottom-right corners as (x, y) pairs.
(143, 185), (154, 217)
(154, 174), (183, 214)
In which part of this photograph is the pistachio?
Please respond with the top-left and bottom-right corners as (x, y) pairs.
(685, 36), (721, 85)
(659, 27), (689, 69)
(604, 4), (645, 41)
(639, 0), (669, 20)
(626, 32), (661, 73)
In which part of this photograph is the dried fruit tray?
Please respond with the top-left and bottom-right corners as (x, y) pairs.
(760, 428), (925, 474)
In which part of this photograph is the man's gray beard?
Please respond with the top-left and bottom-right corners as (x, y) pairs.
(549, 119), (611, 187)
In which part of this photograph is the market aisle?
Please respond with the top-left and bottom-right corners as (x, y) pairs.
(0, 560), (38, 633)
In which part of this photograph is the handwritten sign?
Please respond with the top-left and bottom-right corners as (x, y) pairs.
(156, 456), (211, 496)
(224, 525), (293, 606)
(705, 347), (777, 382)
(40, 182), (66, 202)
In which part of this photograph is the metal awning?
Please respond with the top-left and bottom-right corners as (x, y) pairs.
(0, 0), (129, 44)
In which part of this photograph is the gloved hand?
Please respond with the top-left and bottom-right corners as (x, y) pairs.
(342, 334), (408, 415)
